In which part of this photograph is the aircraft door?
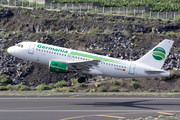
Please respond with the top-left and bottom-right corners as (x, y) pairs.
(128, 64), (136, 75)
(28, 44), (35, 54)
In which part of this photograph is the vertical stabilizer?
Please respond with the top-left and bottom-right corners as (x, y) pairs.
(136, 39), (174, 69)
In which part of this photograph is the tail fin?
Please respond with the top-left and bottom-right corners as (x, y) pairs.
(136, 39), (174, 69)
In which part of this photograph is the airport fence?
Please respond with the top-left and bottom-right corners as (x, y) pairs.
(1, 0), (180, 20)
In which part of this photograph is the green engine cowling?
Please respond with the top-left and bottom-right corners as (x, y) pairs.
(49, 61), (68, 73)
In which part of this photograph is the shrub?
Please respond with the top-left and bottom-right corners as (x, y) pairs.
(48, 83), (54, 89)
(94, 82), (100, 87)
(23, 10), (28, 15)
(110, 86), (118, 92)
(120, 81), (124, 86)
(19, 85), (31, 91)
(124, 89), (129, 92)
(108, 17), (114, 21)
(89, 89), (96, 92)
(130, 81), (138, 89)
(35, 84), (49, 91)
(85, 89), (90, 92)
(90, 29), (102, 35)
(0, 86), (8, 91)
(170, 70), (180, 78)
(77, 83), (86, 87)
(3, 36), (8, 40)
(0, 74), (11, 83)
(166, 31), (176, 37)
(6, 84), (12, 90)
(66, 88), (74, 92)
(55, 30), (63, 35)
(65, 14), (72, 19)
(149, 88), (154, 92)
(37, 6), (44, 10)
(70, 78), (78, 85)
(97, 86), (106, 92)
(55, 80), (67, 87)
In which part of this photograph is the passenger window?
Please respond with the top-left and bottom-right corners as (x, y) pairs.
(21, 45), (23, 48)
(52, 52), (53, 54)
(57, 53), (58, 55)
(36, 49), (38, 51)
(62, 54), (63, 56)
(59, 53), (61, 55)
(64, 54), (66, 56)
(49, 51), (51, 53)
(111, 64), (113, 66)
(39, 49), (41, 51)
(54, 52), (56, 54)
(44, 50), (46, 52)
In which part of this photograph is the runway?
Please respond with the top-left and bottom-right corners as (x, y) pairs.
(0, 97), (180, 120)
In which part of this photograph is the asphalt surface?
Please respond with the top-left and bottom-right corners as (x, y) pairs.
(0, 97), (180, 120)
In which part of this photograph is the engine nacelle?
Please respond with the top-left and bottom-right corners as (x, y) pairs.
(49, 61), (68, 73)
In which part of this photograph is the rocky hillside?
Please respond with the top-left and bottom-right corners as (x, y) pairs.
(0, 6), (180, 91)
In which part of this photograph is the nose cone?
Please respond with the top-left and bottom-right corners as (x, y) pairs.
(7, 47), (13, 55)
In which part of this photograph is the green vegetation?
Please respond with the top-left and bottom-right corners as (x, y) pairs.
(110, 86), (118, 92)
(23, 10), (28, 15)
(66, 88), (74, 92)
(35, 84), (50, 91)
(94, 82), (100, 87)
(149, 88), (154, 92)
(90, 29), (102, 35)
(166, 31), (177, 37)
(77, 83), (86, 87)
(130, 80), (138, 89)
(110, 80), (118, 85)
(0, 74), (11, 83)
(65, 14), (73, 19)
(51, 0), (180, 12)
(70, 78), (78, 85)
(0, 86), (8, 91)
(108, 17), (114, 21)
(97, 86), (106, 92)
(37, 6), (44, 10)
(55, 80), (68, 87)
(55, 30), (63, 35)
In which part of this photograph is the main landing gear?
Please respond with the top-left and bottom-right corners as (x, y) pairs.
(77, 77), (86, 83)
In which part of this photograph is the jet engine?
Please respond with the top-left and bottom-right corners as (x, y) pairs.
(49, 61), (69, 73)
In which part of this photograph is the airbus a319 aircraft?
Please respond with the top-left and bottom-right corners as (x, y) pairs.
(7, 39), (174, 83)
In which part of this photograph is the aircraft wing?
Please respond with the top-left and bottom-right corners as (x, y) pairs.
(55, 60), (101, 71)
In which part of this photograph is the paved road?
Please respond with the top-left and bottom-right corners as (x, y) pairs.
(0, 97), (180, 120)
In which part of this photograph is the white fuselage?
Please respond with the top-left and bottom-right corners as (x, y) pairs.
(7, 42), (170, 78)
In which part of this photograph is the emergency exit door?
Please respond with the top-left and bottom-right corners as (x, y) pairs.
(128, 64), (136, 75)
(28, 44), (35, 54)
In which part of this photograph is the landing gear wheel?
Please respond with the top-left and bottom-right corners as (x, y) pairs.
(78, 77), (86, 83)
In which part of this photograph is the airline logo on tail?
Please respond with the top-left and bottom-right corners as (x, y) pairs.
(152, 47), (166, 61)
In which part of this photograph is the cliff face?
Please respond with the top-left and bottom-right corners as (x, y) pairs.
(0, 6), (180, 91)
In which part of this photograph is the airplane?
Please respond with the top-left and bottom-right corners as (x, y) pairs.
(7, 39), (174, 83)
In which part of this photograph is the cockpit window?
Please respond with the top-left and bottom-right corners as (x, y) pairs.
(15, 44), (23, 48)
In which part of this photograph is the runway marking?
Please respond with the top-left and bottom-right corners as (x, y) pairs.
(157, 112), (175, 115)
(96, 115), (125, 119)
(60, 114), (97, 120)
